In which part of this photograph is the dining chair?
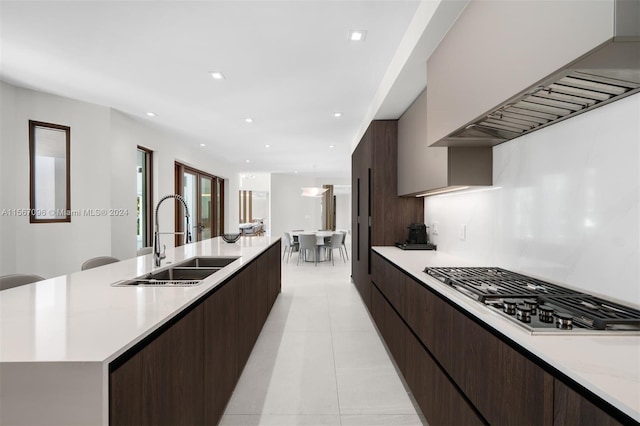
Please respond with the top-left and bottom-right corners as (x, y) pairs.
(136, 247), (153, 256)
(282, 232), (298, 263)
(81, 256), (120, 271)
(340, 230), (349, 260)
(291, 229), (304, 249)
(297, 234), (318, 266)
(0, 274), (45, 291)
(326, 232), (346, 266)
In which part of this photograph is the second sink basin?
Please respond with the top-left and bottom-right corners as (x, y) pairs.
(175, 256), (239, 268)
(142, 267), (220, 281)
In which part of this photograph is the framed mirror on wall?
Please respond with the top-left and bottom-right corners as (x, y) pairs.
(29, 120), (71, 223)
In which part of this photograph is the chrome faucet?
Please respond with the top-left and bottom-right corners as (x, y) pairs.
(153, 194), (192, 267)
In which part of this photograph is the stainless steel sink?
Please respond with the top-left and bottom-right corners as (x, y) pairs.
(112, 256), (240, 287)
(176, 256), (239, 268)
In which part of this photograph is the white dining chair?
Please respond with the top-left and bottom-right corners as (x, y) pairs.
(81, 256), (120, 271)
(297, 234), (318, 266)
(0, 274), (45, 291)
(137, 247), (153, 256)
(326, 232), (346, 266)
(339, 230), (349, 260)
(282, 232), (298, 263)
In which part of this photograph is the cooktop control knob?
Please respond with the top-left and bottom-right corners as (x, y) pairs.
(516, 305), (532, 323)
(555, 312), (573, 330)
(538, 305), (554, 323)
(503, 300), (517, 315)
(522, 299), (537, 315)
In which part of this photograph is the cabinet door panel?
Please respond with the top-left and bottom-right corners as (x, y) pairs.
(204, 281), (239, 425)
(267, 241), (281, 308)
(372, 252), (404, 315)
(554, 380), (622, 426)
(237, 262), (259, 371)
(255, 251), (270, 331)
(143, 307), (204, 426)
(405, 328), (484, 426)
(424, 288), (553, 425)
(371, 284), (405, 375)
(110, 350), (144, 426)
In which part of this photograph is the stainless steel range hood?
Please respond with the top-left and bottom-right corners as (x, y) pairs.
(433, 0), (640, 147)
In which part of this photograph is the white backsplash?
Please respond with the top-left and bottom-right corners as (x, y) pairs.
(425, 93), (640, 306)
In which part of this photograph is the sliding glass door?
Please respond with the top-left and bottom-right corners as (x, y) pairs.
(175, 163), (224, 245)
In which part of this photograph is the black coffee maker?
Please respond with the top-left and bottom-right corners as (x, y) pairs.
(407, 223), (428, 244)
(395, 223), (436, 250)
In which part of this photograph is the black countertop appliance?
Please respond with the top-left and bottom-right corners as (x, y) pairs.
(395, 223), (437, 250)
(407, 223), (428, 244)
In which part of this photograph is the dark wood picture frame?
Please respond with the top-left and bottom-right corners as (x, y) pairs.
(29, 120), (71, 223)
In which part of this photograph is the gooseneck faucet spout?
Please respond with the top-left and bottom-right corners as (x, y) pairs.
(153, 194), (192, 267)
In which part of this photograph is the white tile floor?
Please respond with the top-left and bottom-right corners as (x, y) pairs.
(220, 245), (426, 426)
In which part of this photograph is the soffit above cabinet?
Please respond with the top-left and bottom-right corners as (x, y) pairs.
(397, 90), (492, 197)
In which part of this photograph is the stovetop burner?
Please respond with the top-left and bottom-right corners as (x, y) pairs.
(424, 266), (640, 334)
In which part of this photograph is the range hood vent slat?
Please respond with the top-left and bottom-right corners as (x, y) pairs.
(527, 95), (586, 111)
(532, 90), (597, 108)
(515, 100), (573, 117)
(558, 76), (629, 95)
(547, 83), (613, 101)
(504, 106), (559, 121)
(499, 111), (550, 125)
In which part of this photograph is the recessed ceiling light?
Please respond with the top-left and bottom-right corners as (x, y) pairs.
(146, 112), (157, 117)
(294, 171), (298, 174)
(200, 143), (206, 147)
(329, 145), (335, 148)
(333, 112), (342, 118)
(265, 144), (270, 148)
(349, 30), (367, 41)
(245, 118), (253, 123)
(210, 71), (225, 80)
(245, 159), (251, 163)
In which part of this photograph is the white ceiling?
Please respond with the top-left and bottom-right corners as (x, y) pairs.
(0, 0), (464, 179)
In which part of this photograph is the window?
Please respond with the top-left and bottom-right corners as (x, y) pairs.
(29, 120), (70, 223)
(174, 162), (224, 245)
(137, 147), (153, 249)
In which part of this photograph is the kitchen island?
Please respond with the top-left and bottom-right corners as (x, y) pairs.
(370, 247), (639, 424)
(0, 236), (281, 426)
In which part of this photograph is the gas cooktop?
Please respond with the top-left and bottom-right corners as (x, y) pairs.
(424, 267), (640, 335)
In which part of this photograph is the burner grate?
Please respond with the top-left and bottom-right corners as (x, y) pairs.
(425, 267), (526, 281)
(425, 267), (583, 301)
(542, 296), (640, 330)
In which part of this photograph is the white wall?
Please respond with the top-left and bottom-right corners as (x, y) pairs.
(424, 93), (640, 306)
(335, 193), (351, 232)
(270, 174), (351, 240)
(0, 82), (241, 278)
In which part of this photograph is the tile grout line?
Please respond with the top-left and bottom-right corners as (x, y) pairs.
(325, 272), (344, 426)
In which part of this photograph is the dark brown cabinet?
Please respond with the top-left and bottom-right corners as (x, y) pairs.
(203, 280), (239, 425)
(109, 241), (281, 426)
(110, 306), (205, 426)
(370, 284), (406, 375)
(404, 324), (484, 426)
(370, 253), (629, 426)
(351, 120), (424, 309)
(554, 380), (622, 426)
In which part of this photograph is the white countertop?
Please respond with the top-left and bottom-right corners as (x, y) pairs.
(0, 236), (279, 365)
(373, 246), (640, 423)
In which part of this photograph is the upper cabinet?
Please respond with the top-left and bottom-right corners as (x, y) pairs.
(426, 0), (640, 148)
(397, 89), (492, 197)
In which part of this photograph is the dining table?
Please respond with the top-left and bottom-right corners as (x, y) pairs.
(291, 230), (334, 262)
